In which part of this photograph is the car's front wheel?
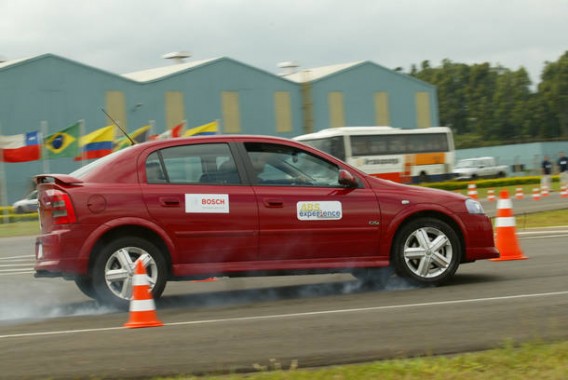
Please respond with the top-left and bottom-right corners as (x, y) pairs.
(391, 217), (461, 286)
(92, 237), (168, 309)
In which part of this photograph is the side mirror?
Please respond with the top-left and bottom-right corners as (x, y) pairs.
(338, 169), (357, 188)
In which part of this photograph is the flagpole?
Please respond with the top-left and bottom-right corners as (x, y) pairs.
(41, 120), (50, 173)
(0, 122), (9, 223)
(79, 119), (85, 167)
(149, 120), (155, 140)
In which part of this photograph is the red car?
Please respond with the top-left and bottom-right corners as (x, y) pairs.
(34, 135), (498, 308)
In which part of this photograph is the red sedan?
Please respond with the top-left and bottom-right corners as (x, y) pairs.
(34, 135), (498, 308)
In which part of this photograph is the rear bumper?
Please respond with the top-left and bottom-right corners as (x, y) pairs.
(34, 229), (89, 277)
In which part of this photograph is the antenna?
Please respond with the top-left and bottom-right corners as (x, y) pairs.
(100, 108), (136, 145)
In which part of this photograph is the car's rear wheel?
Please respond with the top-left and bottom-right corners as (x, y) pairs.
(92, 237), (167, 309)
(391, 217), (461, 286)
(74, 275), (96, 299)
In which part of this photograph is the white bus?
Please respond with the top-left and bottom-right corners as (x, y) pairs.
(294, 126), (455, 183)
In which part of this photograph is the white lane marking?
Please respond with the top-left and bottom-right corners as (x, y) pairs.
(0, 271), (35, 276)
(0, 256), (35, 260)
(522, 235), (568, 240)
(1, 290), (567, 340)
(0, 264), (32, 268)
(518, 230), (568, 235)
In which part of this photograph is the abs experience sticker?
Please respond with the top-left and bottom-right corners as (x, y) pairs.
(297, 201), (342, 221)
(185, 194), (229, 213)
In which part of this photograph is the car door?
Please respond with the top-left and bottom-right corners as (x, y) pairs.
(141, 142), (258, 268)
(244, 142), (381, 261)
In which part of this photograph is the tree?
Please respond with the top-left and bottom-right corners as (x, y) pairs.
(491, 67), (532, 140)
(408, 58), (552, 147)
(538, 51), (568, 137)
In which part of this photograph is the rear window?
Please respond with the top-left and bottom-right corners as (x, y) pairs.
(146, 143), (240, 185)
(70, 148), (131, 179)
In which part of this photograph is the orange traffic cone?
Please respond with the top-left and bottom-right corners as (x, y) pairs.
(560, 185), (568, 198)
(515, 187), (524, 200)
(491, 189), (527, 261)
(541, 186), (549, 197)
(532, 188), (540, 201)
(124, 259), (163, 328)
(467, 183), (478, 199)
(487, 189), (496, 201)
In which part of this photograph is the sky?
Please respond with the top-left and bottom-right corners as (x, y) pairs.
(1, 0), (567, 85)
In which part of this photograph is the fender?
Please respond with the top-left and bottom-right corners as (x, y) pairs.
(379, 202), (466, 256)
(77, 216), (177, 264)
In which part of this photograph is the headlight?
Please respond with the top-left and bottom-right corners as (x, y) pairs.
(465, 198), (485, 214)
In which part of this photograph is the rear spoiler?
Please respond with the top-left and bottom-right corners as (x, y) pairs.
(35, 174), (84, 186)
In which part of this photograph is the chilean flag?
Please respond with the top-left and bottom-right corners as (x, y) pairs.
(0, 131), (41, 162)
(149, 122), (185, 140)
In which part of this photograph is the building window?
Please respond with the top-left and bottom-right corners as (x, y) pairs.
(221, 91), (241, 133)
(416, 92), (432, 128)
(274, 91), (292, 133)
(374, 92), (390, 126)
(328, 92), (345, 128)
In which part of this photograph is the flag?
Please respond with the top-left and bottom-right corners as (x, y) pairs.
(182, 121), (219, 137)
(44, 122), (80, 159)
(75, 125), (115, 160)
(114, 125), (151, 151)
(0, 131), (41, 162)
(150, 122), (185, 140)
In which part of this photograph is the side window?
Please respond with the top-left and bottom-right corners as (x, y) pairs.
(145, 143), (240, 185)
(303, 137), (346, 161)
(245, 142), (340, 187)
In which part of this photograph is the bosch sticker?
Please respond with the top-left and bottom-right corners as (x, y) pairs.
(185, 194), (229, 213)
(297, 201), (342, 221)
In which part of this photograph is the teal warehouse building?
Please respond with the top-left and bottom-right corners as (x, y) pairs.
(0, 53), (439, 203)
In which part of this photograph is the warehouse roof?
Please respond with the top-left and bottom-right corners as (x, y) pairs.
(122, 58), (220, 82)
(283, 61), (365, 82)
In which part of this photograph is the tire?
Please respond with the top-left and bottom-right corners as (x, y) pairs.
(419, 172), (429, 183)
(391, 217), (461, 286)
(92, 236), (168, 309)
(74, 275), (97, 299)
(16, 206), (24, 214)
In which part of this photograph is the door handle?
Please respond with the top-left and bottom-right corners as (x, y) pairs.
(263, 198), (284, 208)
(159, 197), (180, 207)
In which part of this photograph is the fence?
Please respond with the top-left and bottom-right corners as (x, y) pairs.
(0, 206), (38, 223)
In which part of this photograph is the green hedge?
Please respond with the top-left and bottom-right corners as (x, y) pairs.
(420, 175), (557, 191)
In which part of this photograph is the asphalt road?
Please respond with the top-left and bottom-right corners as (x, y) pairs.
(0, 197), (567, 379)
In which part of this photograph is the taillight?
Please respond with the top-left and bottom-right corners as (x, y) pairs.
(46, 189), (77, 224)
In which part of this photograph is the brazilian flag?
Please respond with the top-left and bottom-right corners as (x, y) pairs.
(44, 122), (80, 159)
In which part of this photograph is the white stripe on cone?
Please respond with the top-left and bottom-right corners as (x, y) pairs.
(129, 299), (157, 312)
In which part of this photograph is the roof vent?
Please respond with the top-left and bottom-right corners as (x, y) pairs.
(278, 61), (300, 76)
(162, 51), (192, 64)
